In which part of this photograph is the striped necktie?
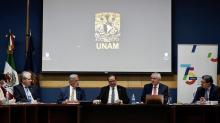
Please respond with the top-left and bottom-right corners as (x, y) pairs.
(111, 87), (115, 103)
(70, 88), (75, 101)
(25, 87), (32, 102)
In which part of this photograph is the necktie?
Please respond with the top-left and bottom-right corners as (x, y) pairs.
(152, 86), (157, 95)
(111, 87), (115, 103)
(70, 88), (75, 101)
(25, 87), (32, 102)
(204, 89), (209, 101)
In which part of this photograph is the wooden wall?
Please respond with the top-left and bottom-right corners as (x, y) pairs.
(39, 74), (220, 88)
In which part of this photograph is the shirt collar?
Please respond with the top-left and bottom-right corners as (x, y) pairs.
(22, 83), (28, 88)
(70, 85), (76, 90)
(206, 86), (211, 91)
(110, 85), (117, 89)
(153, 83), (159, 88)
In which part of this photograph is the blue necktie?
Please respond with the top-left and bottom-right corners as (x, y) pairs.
(25, 87), (32, 102)
(204, 89), (209, 101)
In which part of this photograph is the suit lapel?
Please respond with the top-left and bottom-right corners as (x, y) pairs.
(19, 84), (27, 99)
(149, 84), (153, 94)
(106, 86), (110, 101)
(67, 86), (70, 99)
(158, 84), (162, 95)
(76, 88), (80, 100)
(29, 86), (34, 98)
(209, 85), (214, 99)
(117, 86), (122, 99)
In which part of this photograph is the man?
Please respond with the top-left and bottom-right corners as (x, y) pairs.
(13, 71), (40, 103)
(57, 74), (86, 104)
(193, 75), (220, 103)
(141, 72), (169, 104)
(95, 75), (129, 104)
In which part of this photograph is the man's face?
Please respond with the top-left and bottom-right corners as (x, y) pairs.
(150, 75), (159, 86)
(69, 76), (79, 88)
(108, 76), (117, 87)
(22, 77), (32, 87)
(201, 79), (210, 89)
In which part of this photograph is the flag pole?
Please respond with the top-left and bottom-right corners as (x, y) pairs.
(25, 0), (30, 57)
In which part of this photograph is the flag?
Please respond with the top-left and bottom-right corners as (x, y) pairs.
(3, 31), (19, 99)
(24, 31), (40, 87)
(24, 31), (35, 72)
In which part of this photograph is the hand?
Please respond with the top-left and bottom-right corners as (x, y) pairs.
(199, 97), (206, 104)
(62, 99), (79, 104)
(93, 100), (101, 104)
(31, 100), (38, 104)
(9, 98), (16, 104)
(115, 99), (123, 104)
(69, 99), (79, 104)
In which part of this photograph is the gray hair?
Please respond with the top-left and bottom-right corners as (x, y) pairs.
(69, 74), (78, 81)
(21, 71), (32, 79)
(151, 72), (161, 80)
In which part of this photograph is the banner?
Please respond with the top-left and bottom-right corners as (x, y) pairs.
(177, 44), (218, 103)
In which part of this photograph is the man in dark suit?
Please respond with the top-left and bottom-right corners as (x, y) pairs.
(95, 75), (129, 104)
(57, 74), (86, 104)
(14, 71), (39, 103)
(193, 75), (220, 103)
(141, 72), (169, 104)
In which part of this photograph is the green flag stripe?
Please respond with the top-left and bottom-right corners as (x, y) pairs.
(7, 54), (16, 70)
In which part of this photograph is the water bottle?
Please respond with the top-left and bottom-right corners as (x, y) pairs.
(167, 97), (172, 105)
(5, 91), (9, 104)
(131, 93), (136, 104)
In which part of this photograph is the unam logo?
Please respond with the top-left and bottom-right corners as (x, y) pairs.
(95, 12), (120, 50)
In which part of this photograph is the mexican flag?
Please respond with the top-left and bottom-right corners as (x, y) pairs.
(3, 31), (19, 99)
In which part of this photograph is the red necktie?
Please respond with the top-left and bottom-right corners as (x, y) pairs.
(152, 86), (157, 95)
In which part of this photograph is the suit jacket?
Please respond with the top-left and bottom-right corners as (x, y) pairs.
(57, 86), (86, 104)
(96, 85), (129, 104)
(13, 83), (40, 102)
(193, 84), (220, 103)
(141, 83), (169, 104)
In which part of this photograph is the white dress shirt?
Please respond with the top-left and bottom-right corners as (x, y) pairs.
(151, 84), (160, 95)
(107, 86), (119, 104)
(69, 86), (77, 101)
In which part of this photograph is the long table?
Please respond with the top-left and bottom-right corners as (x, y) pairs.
(0, 104), (220, 123)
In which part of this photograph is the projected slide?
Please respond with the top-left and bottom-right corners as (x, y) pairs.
(42, 0), (171, 72)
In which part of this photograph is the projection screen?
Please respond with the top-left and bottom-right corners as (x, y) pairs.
(42, 0), (172, 72)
